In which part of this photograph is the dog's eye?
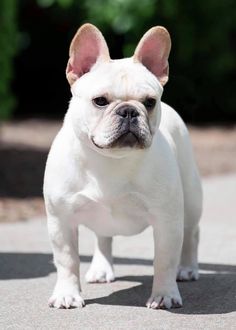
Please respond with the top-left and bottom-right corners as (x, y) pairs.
(93, 97), (109, 107)
(143, 98), (156, 110)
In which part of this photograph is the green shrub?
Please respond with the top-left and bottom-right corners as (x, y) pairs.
(13, 0), (236, 122)
(0, 0), (17, 119)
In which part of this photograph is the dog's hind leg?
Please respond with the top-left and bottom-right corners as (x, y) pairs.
(85, 236), (115, 283)
(177, 223), (200, 281)
(176, 134), (203, 281)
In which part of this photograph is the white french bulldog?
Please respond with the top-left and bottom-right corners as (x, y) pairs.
(44, 23), (202, 309)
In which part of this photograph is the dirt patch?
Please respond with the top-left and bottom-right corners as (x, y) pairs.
(189, 126), (236, 176)
(0, 119), (235, 222)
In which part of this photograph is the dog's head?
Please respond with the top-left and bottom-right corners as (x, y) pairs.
(66, 24), (171, 157)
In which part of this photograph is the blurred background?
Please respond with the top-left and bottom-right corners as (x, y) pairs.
(0, 0), (236, 221)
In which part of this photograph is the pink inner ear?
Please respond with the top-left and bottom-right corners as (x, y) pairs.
(66, 25), (110, 85)
(71, 37), (101, 78)
(134, 28), (170, 85)
(138, 36), (168, 79)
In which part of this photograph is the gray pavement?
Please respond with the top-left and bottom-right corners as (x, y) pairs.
(0, 175), (236, 329)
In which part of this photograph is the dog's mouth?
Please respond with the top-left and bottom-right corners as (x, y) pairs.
(110, 131), (139, 148)
(92, 128), (147, 150)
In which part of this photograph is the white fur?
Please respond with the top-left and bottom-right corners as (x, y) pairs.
(44, 55), (202, 310)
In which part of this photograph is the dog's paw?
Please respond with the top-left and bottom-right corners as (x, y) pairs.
(146, 293), (182, 310)
(177, 266), (199, 281)
(49, 290), (85, 309)
(85, 262), (115, 283)
(146, 284), (182, 310)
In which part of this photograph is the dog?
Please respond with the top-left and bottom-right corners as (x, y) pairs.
(43, 23), (202, 309)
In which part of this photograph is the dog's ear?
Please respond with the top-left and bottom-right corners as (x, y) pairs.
(134, 26), (171, 86)
(66, 24), (110, 85)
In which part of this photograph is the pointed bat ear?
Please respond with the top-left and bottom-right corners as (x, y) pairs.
(133, 26), (171, 86)
(66, 23), (110, 85)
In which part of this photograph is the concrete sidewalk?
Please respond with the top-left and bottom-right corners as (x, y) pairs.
(0, 175), (236, 329)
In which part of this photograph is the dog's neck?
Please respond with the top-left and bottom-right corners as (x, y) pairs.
(79, 137), (149, 179)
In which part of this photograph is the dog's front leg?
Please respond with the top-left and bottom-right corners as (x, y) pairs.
(147, 214), (183, 309)
(85, 236), (115, 283)
(48, 215), (85, 309)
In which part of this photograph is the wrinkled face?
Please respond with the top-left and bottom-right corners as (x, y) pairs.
(69, 58), (163, 156)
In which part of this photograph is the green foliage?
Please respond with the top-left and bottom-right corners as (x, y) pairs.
(165, 0), (236, 120)
(37, 0), (73, 8)
(5, 0), (236, 121)
(84, 0), (155, 34)
(0, 0), (17, 119)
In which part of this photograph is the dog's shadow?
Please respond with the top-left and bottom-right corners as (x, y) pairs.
(0, 253), (235, 315)
(86, 259), (236, 315)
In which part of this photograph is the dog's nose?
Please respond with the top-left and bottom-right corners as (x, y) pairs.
(116, 105), (139, 119)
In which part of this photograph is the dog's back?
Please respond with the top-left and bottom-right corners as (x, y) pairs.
(160, 102), (202, 221)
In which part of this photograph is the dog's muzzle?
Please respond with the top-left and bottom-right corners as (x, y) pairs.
(91, 104), (151, 149)
(104, 105), (145, 148)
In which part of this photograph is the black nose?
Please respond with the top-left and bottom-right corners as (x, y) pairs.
(116, 105), (139, 119)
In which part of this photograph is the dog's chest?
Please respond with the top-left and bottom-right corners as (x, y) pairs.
(75, 191), (150, 236)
